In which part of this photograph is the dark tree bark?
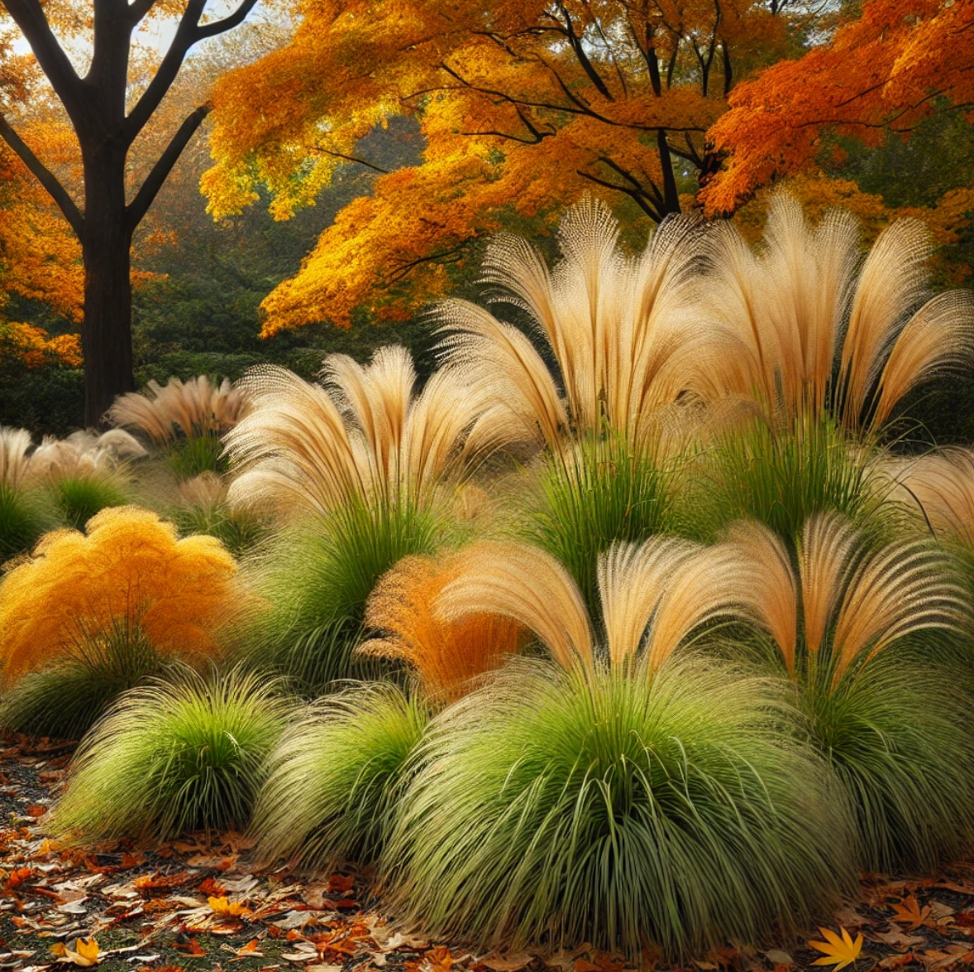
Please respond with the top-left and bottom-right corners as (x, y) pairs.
(0, 0), (261, 425)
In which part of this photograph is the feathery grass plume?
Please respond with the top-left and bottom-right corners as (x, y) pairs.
(702, 194), (974, 434)
(696, 413), (891, 542)
(225, 348), (518, 519)
(436, 535), (758, 673)
(172, 472), (265, 557)
(0, 427), (49, 562)
(235, 498), (443, 696)
(435, 197), (743, 450)
(51, 668), (288, 843)
(359, 553), (526, 704)
(251, 683), (426, 870)
(0, 507), (247, 735)
(884, 448), (974, 549)
(384, 657), (854, 959)
(108, 376), (251, 444)
(728, 514), (974, 870)
(525, 432), (683, 616)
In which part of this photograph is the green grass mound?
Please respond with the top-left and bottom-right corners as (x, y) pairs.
(384, 658), (856, 959)
(237, 500), (442, 695)
(53, 476), (129, 530)
(251, 682), (427, 869)
(0, 484), (47, 562)
(51, 668), (288, 843)
(800, 651), (974, 873)
(0, 623), (167, 739)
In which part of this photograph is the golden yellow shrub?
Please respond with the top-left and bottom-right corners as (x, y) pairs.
(0, 506), (241, 685)
(359, 553), (526, 704)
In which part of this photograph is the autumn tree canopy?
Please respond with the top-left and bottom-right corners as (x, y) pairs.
(702, 0), (974, 217)
(205, 0), (808, 333)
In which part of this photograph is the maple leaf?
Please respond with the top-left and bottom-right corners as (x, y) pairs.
(810, 927), (863, 971)
(891, 896), (932, 930)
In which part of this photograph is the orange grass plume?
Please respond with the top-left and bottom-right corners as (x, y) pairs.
(0, 506), (242, 685)
(359, 553), (527, 704)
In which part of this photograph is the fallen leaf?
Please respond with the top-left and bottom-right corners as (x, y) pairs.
(892, 896), (931, 930)
(479, 954), (533, 972)
(764, 951), (793, 967)
(809, 927), (863, 971)
(52, 937), (101, 967)
(208, 895), (251, 918)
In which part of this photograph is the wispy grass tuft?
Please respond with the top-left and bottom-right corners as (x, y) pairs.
(0, 484), (47, 563)
(236, 498), (443, 695)
(0, 619), (166, 739)
(53, 476), (129, 530)
(52, 668), (288, 843)
(384, 657), (854, 959)
(251, 683), (427, 870)
(525, 433), (681, 616)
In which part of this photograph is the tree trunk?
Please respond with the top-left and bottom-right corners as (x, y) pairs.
(81, 145), (135, 427)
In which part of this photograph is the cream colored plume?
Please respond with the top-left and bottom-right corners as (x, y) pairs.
(703, 194), (974, 433)
(224, 349), (518, 517)
(107, 376), (251, 443)
(436, 197), (743, 450)
(884, 448), (974, 547)
(0, 427), (33, 491)
(26, 429), (146, 484)
(728, 513), (966, 689)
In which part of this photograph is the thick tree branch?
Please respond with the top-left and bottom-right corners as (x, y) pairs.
(126, 104), (210, 229)
(0, 0), (85, 121)
(195, 0), (262, 41)
(0, 113), (84, 235)
(578, 168), (664, 222)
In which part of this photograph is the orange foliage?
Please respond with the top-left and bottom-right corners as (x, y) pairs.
(0, 321), (82, 367)
(703, 0), (974, 217)
(359, 553), (526, 703)
(205, 0), (801, 332)
(0, 506), (242, 686)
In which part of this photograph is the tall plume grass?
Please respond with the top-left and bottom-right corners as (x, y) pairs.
(703, 194), (974, 434)
(224, 347), (518, 518)
(436, 197), (741, 451)
(108, 376), (251, 444)
(728, 513), (974, 870)
(359, 553), (526, 704)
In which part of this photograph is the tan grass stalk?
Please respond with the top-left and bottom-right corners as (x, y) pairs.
(0, 427), (34, 490)
(434, 542), (594, 671)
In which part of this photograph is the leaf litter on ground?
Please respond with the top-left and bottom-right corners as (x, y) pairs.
(7, 733), (974, 972)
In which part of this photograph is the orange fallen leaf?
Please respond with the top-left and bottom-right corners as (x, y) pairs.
(892, 896), (932, 930)
(208, 895), (251, 917)
(810, 927), (863, 971)
(52, 936), (102, 966)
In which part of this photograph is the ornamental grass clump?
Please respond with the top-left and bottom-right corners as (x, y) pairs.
(250, 683), (426, 871)
(225, 346), (516, 692)
(51, 668), (288, 843)
(384, 539), (855, 958)
(526, 432), (683, 615)
(0, 506), (246, 737)
(729, 514), (974, 872)
(108, 376), (251, 477)
(697, 414), (891, 542)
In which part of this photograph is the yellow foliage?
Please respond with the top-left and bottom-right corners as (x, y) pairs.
(360, 553), (526, 704)
(0, 507), (242, 686)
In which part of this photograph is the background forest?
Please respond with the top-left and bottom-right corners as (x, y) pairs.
(2, 0), (973, 441)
